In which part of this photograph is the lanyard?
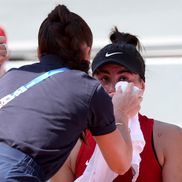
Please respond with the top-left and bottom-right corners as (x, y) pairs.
(0, 67), (69, 109)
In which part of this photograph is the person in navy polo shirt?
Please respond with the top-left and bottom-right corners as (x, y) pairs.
(0, 5), (142, 182)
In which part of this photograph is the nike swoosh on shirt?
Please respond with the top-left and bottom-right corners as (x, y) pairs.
(105, 52), (123, 57)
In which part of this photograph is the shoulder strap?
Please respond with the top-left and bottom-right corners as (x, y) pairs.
(0, 67), (69, 109)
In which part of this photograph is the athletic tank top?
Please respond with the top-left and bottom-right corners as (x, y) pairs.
(75, 114), (162, 182)
(75, 130), (96, 179)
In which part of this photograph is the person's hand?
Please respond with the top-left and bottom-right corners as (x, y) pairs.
(0, 36), (9, 65)
(112, 82), (143, 125)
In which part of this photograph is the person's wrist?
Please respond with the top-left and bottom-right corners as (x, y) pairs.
(116, 122), (131, 133)
(114, 110), (129, 125)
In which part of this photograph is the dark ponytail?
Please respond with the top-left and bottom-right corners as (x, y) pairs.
(110, 26), (142, 51)
(38, 5), (93, 72)
(109, 26), (145, 81)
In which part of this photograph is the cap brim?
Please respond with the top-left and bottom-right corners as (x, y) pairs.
(92, 58), (138, 74)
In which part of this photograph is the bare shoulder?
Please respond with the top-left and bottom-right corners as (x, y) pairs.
(153, 120), (182, 166)
(69, 139), (82, 171)
(154, 120), (182, 139)
(51, 139), (82, 182)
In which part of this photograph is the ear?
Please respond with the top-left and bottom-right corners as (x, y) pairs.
(37, 47), (41, 60)
(84, 46), (91, 61)
(140, 79), (145, 92)
(81, 42), (91, 61)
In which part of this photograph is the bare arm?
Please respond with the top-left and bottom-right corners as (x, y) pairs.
(51, 157), (74, 182)
(154, 121), (182, 182)
(51, 140), (82, 182)
(95, 125), (132, 175)
(0, 36), (8, 65)
(0, 36), (8, 77)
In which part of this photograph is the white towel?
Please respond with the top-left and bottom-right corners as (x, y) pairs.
(129, 114), (145, 182)
(74, 144), (118, 182)
(115, 81), (146, 181)
(75, 114), (145, 182)
(75, 81), (145, 182)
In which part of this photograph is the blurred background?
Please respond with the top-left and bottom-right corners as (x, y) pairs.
(0, 0), (182, 126)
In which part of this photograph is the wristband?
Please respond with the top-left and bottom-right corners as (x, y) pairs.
(116, 122), (124, 126)
(116, 122), (131, 133)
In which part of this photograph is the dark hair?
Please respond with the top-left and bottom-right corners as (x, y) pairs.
(38, 5), (93, 72)
(109, 26), (145, 80)
(110, 27), (142, 51)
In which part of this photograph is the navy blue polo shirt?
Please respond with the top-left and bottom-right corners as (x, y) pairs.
(0, 54), (116, 179)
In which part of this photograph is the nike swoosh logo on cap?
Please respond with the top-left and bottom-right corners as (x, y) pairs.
(105, 52), (123, 57)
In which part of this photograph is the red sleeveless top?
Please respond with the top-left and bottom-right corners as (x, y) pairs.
(75, 130), (96, 179)
(75, 114), (162, 182)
